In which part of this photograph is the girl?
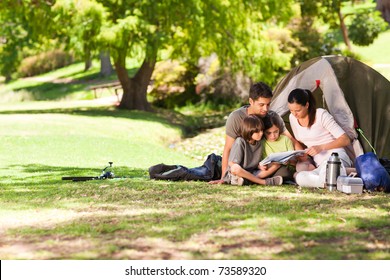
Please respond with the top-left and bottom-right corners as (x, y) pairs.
(259, 114), (295, 181)
(223, 115), (283, 186)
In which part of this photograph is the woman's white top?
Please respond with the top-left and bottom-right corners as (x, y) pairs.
(289, 108), (348, 166)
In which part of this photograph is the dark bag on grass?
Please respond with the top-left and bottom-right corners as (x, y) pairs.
(149, 153), (222, 181)
(355, 152), (390, 192)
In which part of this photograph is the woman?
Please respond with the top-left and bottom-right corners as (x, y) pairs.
(288, 88), (352, 188)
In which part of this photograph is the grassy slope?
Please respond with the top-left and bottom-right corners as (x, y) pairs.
(0, 104), (200, 171)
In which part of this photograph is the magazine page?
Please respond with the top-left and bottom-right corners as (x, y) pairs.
(260, 150), (306, 165)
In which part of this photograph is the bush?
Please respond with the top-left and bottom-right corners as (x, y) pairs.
(150, 57), (251, 109)
(341, 49), (361, 61)
(348, 11), (388, 46)
(198, 71), (250, 106)
(195, 54), (251, 106)
(18, 50), (74, 77)
(150, 60), (200, 109)
(290, 17), (341, 66)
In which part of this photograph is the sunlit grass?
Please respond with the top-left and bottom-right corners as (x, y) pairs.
(1, 155), (389, 260)
(353, 29), (390, 80)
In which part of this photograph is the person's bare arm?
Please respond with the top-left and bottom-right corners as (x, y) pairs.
(257, 163), (281, 178)
(209, 135), (235, 184)
(282, 129), (304, 150)
(306, 133), (351, 157)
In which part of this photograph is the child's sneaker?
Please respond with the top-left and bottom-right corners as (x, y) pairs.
(265, 175), (283, 186)
(230, 174), (244, 186)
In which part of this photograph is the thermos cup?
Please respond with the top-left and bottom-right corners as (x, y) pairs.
(325, 152), (341, 191)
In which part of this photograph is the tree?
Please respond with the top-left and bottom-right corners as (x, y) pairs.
(377, 0), (390, 23)
(317, 0), (386, 50)
(99, 50), (114, 77)
(0, 0), (111, 80)
(348, 9), (388, 46)
(52, 0), (106, 71)
(96, 0), (295, 111)
(0, 0), (54, 81)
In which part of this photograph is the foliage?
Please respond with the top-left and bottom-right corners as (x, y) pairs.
(0, 0), (55, 81)
(198, 71), (250, 105)
(17, 50), (74, 78)
(290, 18), (341, 65)
(52, 0), (106, 67)
(94, 0), (297, 110)
(1, 0), (388, 110)
(292, 0), (387, 55)
(340, 48), (362, 60)
(348, 11), (388, 46)
(193, 54), (250, 106)
(149, 60), (200, 109)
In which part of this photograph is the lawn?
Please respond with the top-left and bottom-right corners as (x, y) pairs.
(0, 101), (389, 260)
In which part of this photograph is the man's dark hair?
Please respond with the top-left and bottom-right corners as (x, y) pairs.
(249, 82), (273, 100)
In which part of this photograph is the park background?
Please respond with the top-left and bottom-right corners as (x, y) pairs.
(0, 0), (389, 259)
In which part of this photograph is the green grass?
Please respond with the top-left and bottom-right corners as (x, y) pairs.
(0, 102), (198, 170)
(0, 58), (140, 102)
(352, 29), (390, 80)
(353, 29), (390, 64)
(0, 102), (389, 260)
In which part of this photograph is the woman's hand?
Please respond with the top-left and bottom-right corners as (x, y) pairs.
(306, 145), (323, 156)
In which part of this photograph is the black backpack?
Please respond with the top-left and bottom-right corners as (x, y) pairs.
(149, 153), (222, 181)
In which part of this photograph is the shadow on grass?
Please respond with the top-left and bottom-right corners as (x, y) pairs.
(0, 104), (229, 137)
(4, 198), (390, 259)
(8, 67), (139, 101)
(0, 105), (184, 134)
(2, 168), (390, 259)
(274, 216), (390, 259)
(1, 163), (147, 188)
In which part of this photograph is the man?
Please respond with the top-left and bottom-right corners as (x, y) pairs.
(210, 81), (301, 184)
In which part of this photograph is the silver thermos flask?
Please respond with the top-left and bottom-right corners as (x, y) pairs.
(325, 152), (341, 191)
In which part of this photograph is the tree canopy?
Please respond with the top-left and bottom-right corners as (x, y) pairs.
(0, 0), (387, 111)
(98, 0), (297, 110)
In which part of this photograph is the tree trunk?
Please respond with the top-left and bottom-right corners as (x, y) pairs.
(116, 53), (156, 111)
(84, 59), (92, 71)
(338, 10), (352, 51)
(4, 74), (12, 83)
(377, 0), (390, 23)
(99, 50), (114, 77)
(84, 44), (92, 71)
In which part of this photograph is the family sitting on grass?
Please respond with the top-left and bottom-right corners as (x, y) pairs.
(210, 82), (353, 188)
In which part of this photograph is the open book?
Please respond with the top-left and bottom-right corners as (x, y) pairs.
(260, 150), (306, 166)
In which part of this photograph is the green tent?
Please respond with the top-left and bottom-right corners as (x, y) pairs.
(271, 55), (390, 160)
